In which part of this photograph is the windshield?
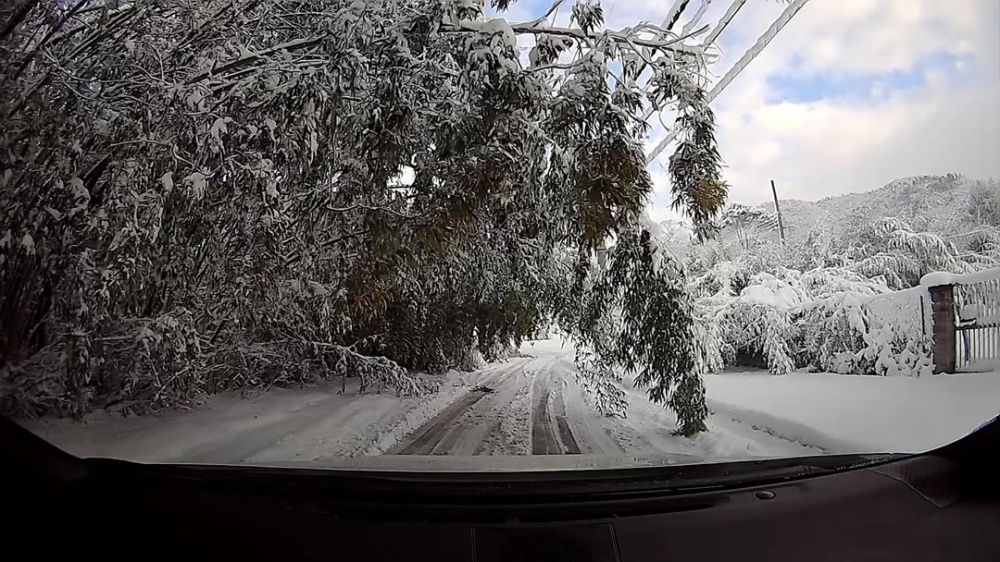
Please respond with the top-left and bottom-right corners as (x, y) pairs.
(3, 0), (999, 473)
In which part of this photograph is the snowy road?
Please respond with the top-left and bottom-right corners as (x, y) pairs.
(24, 339), (835, 466)
(23, 338), (998, 467)
(382, 344), (826, 463)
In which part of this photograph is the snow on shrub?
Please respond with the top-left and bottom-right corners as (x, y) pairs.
(692, 263), (932, 377)
(692, 269), (802, 375)
(795, 292), (932, 377)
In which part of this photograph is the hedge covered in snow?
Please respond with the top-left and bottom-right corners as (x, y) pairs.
(689, 258), (934, 377)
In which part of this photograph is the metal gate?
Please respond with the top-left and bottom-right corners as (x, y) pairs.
(954, 276), (1000, 372)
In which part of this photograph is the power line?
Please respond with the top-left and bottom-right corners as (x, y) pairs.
(681, 0), (715, 36)
(639, 0), (745, 122)
(644, 0), (812, 165)
(704, 0), (748, 46)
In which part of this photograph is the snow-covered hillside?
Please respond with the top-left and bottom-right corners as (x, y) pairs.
(662, 174), (999, 252)
(761, 174), (998, 244)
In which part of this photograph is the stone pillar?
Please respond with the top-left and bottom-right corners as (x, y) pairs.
(928, 284), (956, 374)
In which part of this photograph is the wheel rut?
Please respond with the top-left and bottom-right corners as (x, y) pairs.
(390, 360), (526, 455)
(531, 366), (581, 455)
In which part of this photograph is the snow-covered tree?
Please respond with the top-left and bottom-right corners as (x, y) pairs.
(968, 180), (1000, 227)
(844, 218), (998, 289)
(715, 203), (780, 250)
(0, 0), (731, 428)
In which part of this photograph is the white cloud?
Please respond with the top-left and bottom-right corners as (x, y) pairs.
(499, 0), (999, 221)
(638, 0), (1000, 217)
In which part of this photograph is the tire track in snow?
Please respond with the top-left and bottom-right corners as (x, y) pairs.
(526, 353), (813, 460)
(390, 359), (529, 455)
(531, 386), (559, 455)
(390, 391), (492, 455)
(473, 366), (532, 455)
(547, 357), (625, 455)
(428, 364), (529, 455)
(530, 361), (581, 455)
(552, 388), (581, 454)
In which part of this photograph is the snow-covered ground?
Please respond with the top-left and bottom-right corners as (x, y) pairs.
(20, 338), (1000, 468)
(704, 370), (999, 453)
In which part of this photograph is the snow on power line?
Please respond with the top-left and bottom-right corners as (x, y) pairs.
(637, 0), (748, 126)
(644, 0), (813, 165)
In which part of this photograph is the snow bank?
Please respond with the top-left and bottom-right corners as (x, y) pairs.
(704, 371), (1000, 453)
(25, 374), (467, 463)
(921, 267), (1000, 287)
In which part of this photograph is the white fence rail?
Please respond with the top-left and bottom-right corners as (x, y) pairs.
(953, 274), (1000, 372)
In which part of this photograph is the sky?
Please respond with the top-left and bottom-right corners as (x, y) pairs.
(492, 0), (1000, 223)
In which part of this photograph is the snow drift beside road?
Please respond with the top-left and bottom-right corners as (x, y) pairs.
(704, 370), (1000, 453)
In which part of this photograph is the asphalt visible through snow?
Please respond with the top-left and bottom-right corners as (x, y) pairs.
(389, 357), (583, 456)
(385, 342), (825, 462)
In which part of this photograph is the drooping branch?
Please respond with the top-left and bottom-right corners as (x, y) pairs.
(645, 0), (813, 165)
(185, 36), (324, 84)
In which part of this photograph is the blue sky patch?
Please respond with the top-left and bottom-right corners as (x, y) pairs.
(764, 52), (977, 104)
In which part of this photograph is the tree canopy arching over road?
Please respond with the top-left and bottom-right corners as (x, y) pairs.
(0, 0), (763, 434)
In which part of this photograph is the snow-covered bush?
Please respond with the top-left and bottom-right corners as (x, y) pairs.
(690, 261), (804, 375)
(687, 175), (996, 379)
(795, 292), (932, 377)
(690, 258), (932, 377)
(694, 272), (801, 375)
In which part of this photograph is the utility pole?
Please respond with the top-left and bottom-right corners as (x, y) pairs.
(770, 179), (786, 245)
